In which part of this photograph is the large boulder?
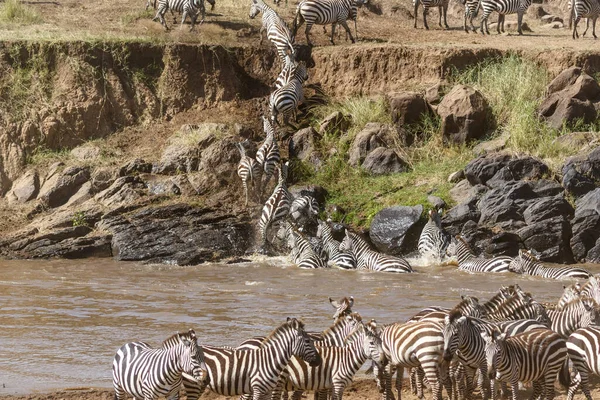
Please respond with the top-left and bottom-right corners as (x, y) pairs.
(522, 196), (574, 225)
(485, 157), (550, 189)
(442, 200), (481, 236)
(6, 171), (39, 204)
(387, 91), (431, 127)
(477, 182), (537, 226)
(575, 188), (600, 215)
(539, 67), (600, 130)
(348, 123), (396, 167)
(362, 148), (409, 175)
(570, 209), (600, 262)
(319, 111), (351, 136)
(464, 153), (512, 185)
(369, 205), (423, 255)
(437, 85), (491, 145)
(289, 127), (322, 165)
(38, 166), (91, 208)
(516, 216), (574, 263)
(561, 146), (600, 197)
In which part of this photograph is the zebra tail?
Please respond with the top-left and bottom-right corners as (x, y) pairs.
(558, 357), (572, 388)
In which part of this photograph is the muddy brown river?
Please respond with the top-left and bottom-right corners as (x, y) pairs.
(1, 256), (598, 395)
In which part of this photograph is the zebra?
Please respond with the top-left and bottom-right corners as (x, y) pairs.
(462, 0), (480, 32)
(339, 230), (413, 273)
(448, 236), (512, 273)
(293, 0), (366, 46)
(330, 296), (354, 319)
(407, 295), (487, 324)
(481, 328), (567, 400)
(258, 162), (292, 252)
(580, 274), (600, 304)
(280, 315), (382, 400)
(290, 195), (320, 229)
(486, 295), (551, 325)
(478, 0), (533, 35)
(236, 142), (261, 208)
(564, 325), (600, 400)
(508, 249), (592, 280)
(481, 285), (523, 315)
(275, 54), (297, 90)
(255, 116), (281, 199)
(287, 224), (329, 269)
(269, 61), (309, 127)
(153, 0), (207, 31)
(317, 220), (357, 270)
(112, 331), (207, 400)
(547, 297), (600, 338)
(418, 208), (451, 263)
(553, 283), (583, 310)
(572, 0), (600, 38)
(181, 318), (321, 400)
(249, 0), (295, 61)
(379, 320), (447, 400)
(413, 0), (450, 30)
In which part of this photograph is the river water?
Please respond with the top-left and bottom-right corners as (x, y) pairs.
(1, 256), (598, 395)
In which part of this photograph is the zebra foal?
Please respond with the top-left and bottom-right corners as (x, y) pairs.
(236, 142), (261, 207)
(112, 330), (207, 400)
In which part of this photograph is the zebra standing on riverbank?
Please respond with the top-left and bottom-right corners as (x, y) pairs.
(293, 0), (365, 46)
(112, 331), (207, 400)
(418, 208), (451, 263)
(340, 230), (413, 273)
(478, 0), (533, 35)
(270, 61), (309, 127)
(249, 0), (296, 61)
(258, 162), (292, 251)
(508, 249), (592, 280)
(316, 220), (356, 269)
(565, 326), (600, 400)
(413, 0), (450, 30)
(547, 298), (600, 338)
(448, 236), (512, 273)
(572, 0), (600, 38)
(153, 0), (207, 31)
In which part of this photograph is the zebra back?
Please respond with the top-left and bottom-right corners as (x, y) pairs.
(289, 227), (328, 269)
(581, 274), (600, 304)
(340, 230), (413, 273)
(557, 282), (582, 310)
(547, 297), (600, 338)
(509, 249), (592, 279)
(453, 235), (512, 273)
(418, 208), (450, 262)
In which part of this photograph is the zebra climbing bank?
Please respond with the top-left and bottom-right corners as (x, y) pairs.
(236, 141), (261, 207)
(112, 330), (207, 400)
(418, 208), (451, 263)
(153, 0), (208, 31)
(270, 60), (309, 127)
(317, 220), (357, 269)
(258, 162), (292, 252)
(255, 116), (281, 199)
(249, 0), (296, 61)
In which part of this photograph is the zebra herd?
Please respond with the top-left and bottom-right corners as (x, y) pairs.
(112, 286), (600, 400)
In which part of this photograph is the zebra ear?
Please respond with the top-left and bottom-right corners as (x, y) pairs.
(329, 297), (340, 308)
(348, 296), (354, 308)
(457, 316), (467, 324)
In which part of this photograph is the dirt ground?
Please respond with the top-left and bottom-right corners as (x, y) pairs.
(2, 378), (600, 400)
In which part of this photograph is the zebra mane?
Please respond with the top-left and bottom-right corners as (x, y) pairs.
(261, 318), (305, 347)
(161, 329), (196, 349)
(447, 309), (463, 324)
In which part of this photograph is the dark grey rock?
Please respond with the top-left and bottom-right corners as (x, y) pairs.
(516, 216), (574, 263)
(448, 170), (465, 183)
(38, 166), (91, 208)
(119, 158), (153, 176)
(527, 179), (564, 197)
(478, 188), (523, 226)
(427, 195), (446, 209)
(486, 157), (550, 189)
(442, 201), (481, 236)
(289, 127), (322, 164)
(523, 196), (574, 225)
(464, 153), (512, 185)
(348, 123), (396, 167)
(369, 205), (423, 255)
(587, 238), (600, 263)
(561, 146), (600, 197)
(319, 111), (351, 135)
(570, 209), (600, 262)
(388, 91), (431, 126)
(437, 85), (491, 145)
(91, 168), (117, 193)
(484, 232), (522, 258)
(575, 188), (600, 215)
(362, 148), (409, 175)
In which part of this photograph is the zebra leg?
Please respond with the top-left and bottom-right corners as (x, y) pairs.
(423, 6), (430, 30)
(438, 6), (442, 27)
(290, 390), (303, 400)
(154, 7), (169, 30)
(516, 11), (523, 35)
(409, 368), (418, 395)
(330, 23), (337, 45)
(413, 0), (419, 28)
(423, 364), (441, 400)
(510, 381), (519, 400)
(293, 13), (305, 43)
(339, 20), (355, 43)
(259, 26), (266, 46)
(480, 12), (488, 35)
(496, 14), (502, 34)
(576, 368), (593, 400)
(443, 4), (450, 29)
(573, 16), (580, 39)
(331, 384), (345, 400)
(593, 17), (597, 39)
(478, 365), (491, 400)
(415, 367), (425, 398)
(305, 23), (314, 47)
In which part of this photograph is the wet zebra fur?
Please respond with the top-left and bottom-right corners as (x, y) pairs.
(258, 162), (292, 251)
(449, 236), (512, 273)
(153, 0), (207, 31)
(482, 328), (567, 400)
(287, 223), (328, 269)
(181, 318), (321, 400)
(293, 0), (365, 46)
(340, 230), (413, 273)
(249, 0), (295, 61)
(413, 0), (449, 30)
(580, 274), (600, 304)
(316, 220), (356, 270)
(418, 208), (451, 263)
(256, 116), (281, 199)
(486, 295), (551, 325)
(478, 0), (533, 35)
(290, 195), (320, 229)
(270, 61), (309, 127)
(564, 325), (600, 400)
(236, 142), (261, 207)
(112, 331), (207, 400)
(508, 249), (592, 280)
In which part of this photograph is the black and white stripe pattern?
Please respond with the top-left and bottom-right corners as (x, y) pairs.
(486, 296), (551, 325)
(547, 298), (600, 338)
(256, 116), (281, 198)
(269, 61), (309, 127)
(288, 225), (328, 269)
(112, 331), (207, 400)
(565, 325), (600, 400)
(418, 208), (451, 263)
(508, 249), (592, 280)
(462, 0), (480, 32)
(258, 162), (292, 250)
(572, 0), (600, 38)
(293, 0), (365, 45)
(182, 318), (321, 400)
(482, 328), (567, 400)
(330, 296), (355, 320)
(581, 274), (600, 304)
(153, 0), (207, 31)
(557, 283), (583, 310)
(482, 285), (522, 315)
(290, 195), (320, 228)
(339, 230), (413, 273)
(249, 0), (295, 61)
(449, 236), (512, 273)
(236, 142), (261, 207)
(478, 0), (533, 35)
(413, 0), (450, 30)
(317, 220), (357, 270)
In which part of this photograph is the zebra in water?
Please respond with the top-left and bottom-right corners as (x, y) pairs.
(258, 162), (292, 252)
(287, 224), (329, 269)
(413, 0), (450, 30)
(182, 318), (321, 400)
(112, 331), (207, 400)
(270, 60), (309, 127)
(236, 142), (261, 208)
(153, 0), (207, 31)
(339, 230), (413, 273)
(478, 0), (533, 35)
(564, 325), (600, 400)
(293, 0), (366, 46)
(572, 0), (600, 38)
(249, 0), (295, 61)
(448, 236), (512, 273)
(508, 249), (592, 280)
(482, 328), (567, 400)
(290, 195), (320, 229)
(547, 297), (600, 338)
(418, 208), (451, 263)
(255, 116), (281, 200)
(316, 220), (356, 270)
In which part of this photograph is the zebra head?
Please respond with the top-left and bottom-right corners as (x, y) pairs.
(507, 252), (526, 274)
(345, 314), (383, 366)
(339, 230), (354, 253)
(427, 208), (442, 226)
(574, 298), (600, 328)
(442, 311), (464, 361)
(286, 317), (322, 367)
(480, 329), (506, 381)
(457, 295), (486, 318)
(293, 61), (309, 83)
(558, 283), (582, 309)
(330, 295), (354, 320)
(249, 0), (263, 19)
(175, 330), (208, 384)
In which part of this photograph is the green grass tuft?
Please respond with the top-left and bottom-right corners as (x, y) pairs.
(0, 0), (42, 24)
